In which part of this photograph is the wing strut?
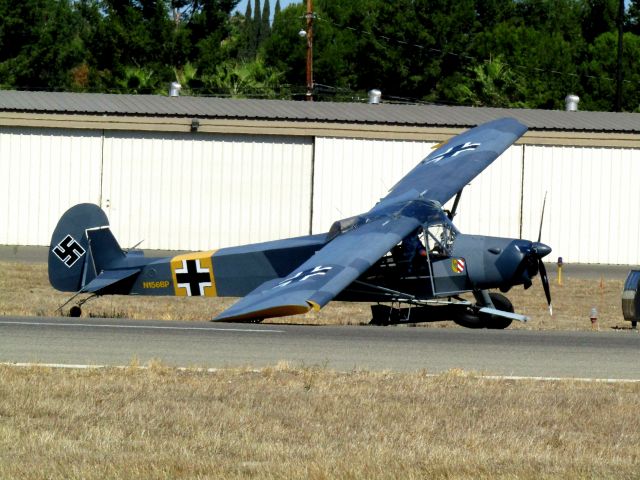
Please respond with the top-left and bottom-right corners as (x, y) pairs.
(447, 189), (463, 220)
(352, 280), (417, 301)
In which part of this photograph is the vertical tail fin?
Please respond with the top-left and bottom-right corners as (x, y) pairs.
(48, 204), (124, 292)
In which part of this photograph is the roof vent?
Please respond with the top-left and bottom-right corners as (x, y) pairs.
(169, 82), (182, 97)
(565, 94), (579, 112)
(368, 89), (382, 104)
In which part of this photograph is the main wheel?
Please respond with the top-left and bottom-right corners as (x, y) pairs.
(481, 292), (514, 329)
(453, 292), (514, 329)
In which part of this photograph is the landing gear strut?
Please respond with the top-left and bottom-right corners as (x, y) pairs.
(369, 292), (515, 329)
(453, 292), (514, 329)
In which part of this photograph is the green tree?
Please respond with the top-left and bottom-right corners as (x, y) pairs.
(201, 58), (284, 97)
(259, 0), (271, 46)
(251, 0), (261, 56)
(581, 0), (619, 42)
(454, 55), (526, 107)
(238, 0), (254, 59)
(469, 0), (585, 109)
(0, 0), (85, 90)
(187, 0), (240, 74)
(581, 31), (640, 111)
(629, 0), (640, 33)
(262, 3), (307, 95)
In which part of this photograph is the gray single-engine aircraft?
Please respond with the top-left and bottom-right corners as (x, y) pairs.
(48, 117), (552, 329)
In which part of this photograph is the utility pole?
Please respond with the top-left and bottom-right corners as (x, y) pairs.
(305, 0), (314, 101)
(615, 0), (624, 111)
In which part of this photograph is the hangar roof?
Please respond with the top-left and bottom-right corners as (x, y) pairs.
(0, 90), (639, 133)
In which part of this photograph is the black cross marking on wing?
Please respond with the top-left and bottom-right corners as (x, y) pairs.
(424, 142), (481, 165)
(275, 265), (333, 288)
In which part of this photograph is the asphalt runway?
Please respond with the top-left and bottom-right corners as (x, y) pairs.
(1, 316), (638, 379)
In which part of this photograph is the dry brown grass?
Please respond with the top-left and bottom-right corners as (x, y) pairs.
(0, 261), (631, 330)
(1, 363), (639, 480)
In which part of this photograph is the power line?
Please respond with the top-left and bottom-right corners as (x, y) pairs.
(315, 15), (638, 88)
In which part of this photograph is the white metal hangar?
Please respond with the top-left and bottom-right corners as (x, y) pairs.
(0, 90), (639, 265)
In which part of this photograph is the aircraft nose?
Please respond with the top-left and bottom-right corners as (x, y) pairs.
(531, 242), (552, 259)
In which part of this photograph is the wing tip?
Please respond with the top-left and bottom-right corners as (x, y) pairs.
(214, 304), (312, 322)
(307, 300), (321, 312)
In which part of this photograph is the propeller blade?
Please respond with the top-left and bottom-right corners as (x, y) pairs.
(538, 258), (552, 315)
(537, 192), (547, 243)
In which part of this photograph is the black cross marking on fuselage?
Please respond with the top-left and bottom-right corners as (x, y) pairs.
(175, 259), (211, 296)
(52, 234), (86, 268)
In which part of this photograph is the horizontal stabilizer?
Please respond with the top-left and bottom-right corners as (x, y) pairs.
(81, 268), (141, 294)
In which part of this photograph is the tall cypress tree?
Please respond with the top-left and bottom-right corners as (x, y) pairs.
(274, 0), (281, 19)
(239, 0), (253, 59)
(260, 0), (271, 46)
(252, 0), (261, 56)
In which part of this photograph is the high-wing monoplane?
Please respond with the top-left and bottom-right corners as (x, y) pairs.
(49, 117), (551, 328)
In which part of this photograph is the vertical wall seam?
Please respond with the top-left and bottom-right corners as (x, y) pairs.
(519, 144), (525, 239)
(98, 129), (105, 207)
(309, 136), (316, 235)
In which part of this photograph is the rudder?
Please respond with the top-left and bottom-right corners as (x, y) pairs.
(48, 203), (111, 292)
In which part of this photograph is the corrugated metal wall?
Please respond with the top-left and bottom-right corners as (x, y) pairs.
(313, 137), (524, 239)
(522, 145), (640, 265)
(313, 139), (640, 264)
(102, 132), (313, 251)
(0, 127), (103, 245)
(0, 128), (312, 250)
(445, 145), (524, 239)
(2, 126), (639, 264)
(312, 137), (436, 232)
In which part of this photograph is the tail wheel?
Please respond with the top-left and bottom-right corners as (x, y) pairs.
(481, 292), (514, 329)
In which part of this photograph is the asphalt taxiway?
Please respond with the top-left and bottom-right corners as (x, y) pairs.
(1, 316), (638, 379)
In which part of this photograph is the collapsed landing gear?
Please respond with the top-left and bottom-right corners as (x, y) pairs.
(369, 292), (515, 329)
(369, 302), (467, 326)
(453, 292), (514, 329)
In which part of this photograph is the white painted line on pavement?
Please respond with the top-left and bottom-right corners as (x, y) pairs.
(0, 320), (285, 333)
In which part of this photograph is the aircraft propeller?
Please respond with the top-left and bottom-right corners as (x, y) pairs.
(534, 193), (552, 315)
(531, 241), (552, 315)
(507, 194), (552, 314)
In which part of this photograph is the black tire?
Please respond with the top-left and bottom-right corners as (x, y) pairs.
(454, 292), (514, 329)
(69, 305), (82, 317)
(482, 292), (514, 329)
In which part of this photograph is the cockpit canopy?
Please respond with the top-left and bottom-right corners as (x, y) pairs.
(422, 217), (458, 256)
(327, 199), (459, 256)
